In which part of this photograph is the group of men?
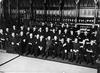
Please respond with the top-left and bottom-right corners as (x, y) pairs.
(0, 22), (100, 65)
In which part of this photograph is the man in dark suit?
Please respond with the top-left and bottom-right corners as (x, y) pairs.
(38, 35), (46, 57)
(34, 33), (41, 57)
(45, 36), (53, 58)
(73, 38), (80, 62)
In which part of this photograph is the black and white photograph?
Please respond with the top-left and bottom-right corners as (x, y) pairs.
(0, 0), (100, 73)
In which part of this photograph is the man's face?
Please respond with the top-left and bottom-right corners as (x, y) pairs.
(33, 27), (36, 31)
(13, 25), (16, 30)
(47, 36), (51, 40)
(59, 30), (61, 34)
(74, 38), (78, 43)
(20, 31), (23, 36)
(21, 26), (24, 30)
(11, 32), (15, 38)
(54, 36), (57, 41)
(64, 29), (67, 33)
(36, 34), (39, 39)
(6, 28), (9, 32)
(27, 27), (30, 31)
(46, 27), (48, 32)
(30, 33), (33, 39)
(67, 38), (70, 43)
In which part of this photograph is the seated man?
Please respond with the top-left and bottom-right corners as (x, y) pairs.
(45, 36), (53, 58)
